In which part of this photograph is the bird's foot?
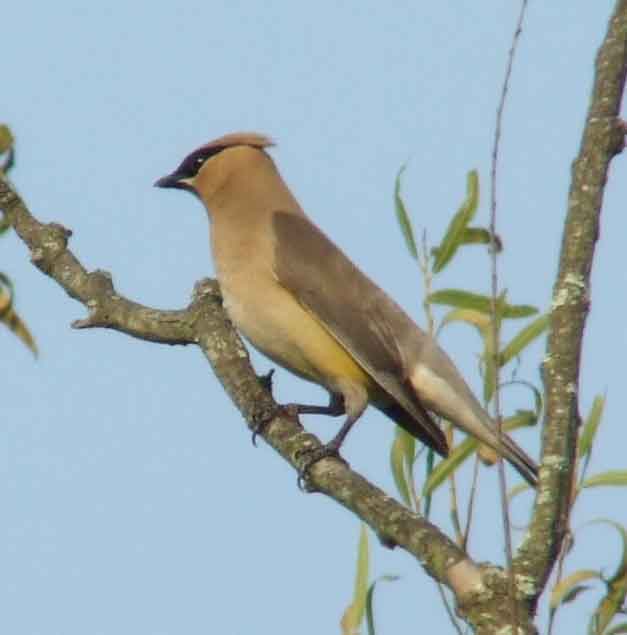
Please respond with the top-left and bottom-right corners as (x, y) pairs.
(250, 403), (280, 447)
(250, 401), (302, 447)
(295, 441), (348, 491)
(257, 368), (275, 393)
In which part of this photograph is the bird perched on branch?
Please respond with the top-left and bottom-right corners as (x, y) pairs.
(155, 132), (538, 487)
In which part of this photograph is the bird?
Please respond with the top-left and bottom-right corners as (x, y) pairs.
(155, 132), (538, 487)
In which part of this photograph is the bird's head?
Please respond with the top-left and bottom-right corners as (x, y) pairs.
(155, 132), (275, 202)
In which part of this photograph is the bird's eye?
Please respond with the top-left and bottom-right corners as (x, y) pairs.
(195, 157), (205, 167)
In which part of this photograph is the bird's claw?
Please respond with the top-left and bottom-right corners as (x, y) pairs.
(250, 403), (281, 447)
(295, 443), (348, 491)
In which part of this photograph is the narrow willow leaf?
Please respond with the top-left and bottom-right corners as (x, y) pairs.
(550, 570), (601, 610)
(581, 471), (627, 489)
(0, 282), (38, 357)
(423, 437), (477, 496)
(431, 227), (502, 259)
(500, 314), (550, 367)
(438, 307), (491, 337)
(341, 524), (370, 635)
(586, 520), (627, 581)
(482, 318), (498, 404)
(423, 448), (435, 518)
(587, 520), (627, 635)
(432, 170), (479, 273)
(461, 226), (503, 251)
(340, 604), (360, 635)
(429, 289), (493, 312)
(431, 227), (502, 260)
(502, 303), (539, 319)
(0, 271), (14, 308)
(501, 380), (544, 418)
(365, 575), (400, 635)
(562, 585), (593, 605)
(504, 410), (538, 429)
(0, 124), (14, 154)
(579, 395), (606, 459)
(0, 214), (10, 235)
(423, 415), (534, 495)
(605, 622), (627, 635)
(0, 304), (38, 356)
(390, 428), (413, 507)
(393, 165), (418, 260)
(429, 288), (538, 319)
(507, 481), (532, 502)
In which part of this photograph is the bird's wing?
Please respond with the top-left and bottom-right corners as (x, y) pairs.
(272, 211), (448, 455)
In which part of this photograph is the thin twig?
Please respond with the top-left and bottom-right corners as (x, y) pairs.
(436, 582), (465, 635)
(462, 455), (481, 551)
(490, 0), (529, 624)
(547, 530), (574, 635)
(419, 231), (464, 632)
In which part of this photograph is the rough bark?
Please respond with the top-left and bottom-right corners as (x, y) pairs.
(515, 0), (627, 597)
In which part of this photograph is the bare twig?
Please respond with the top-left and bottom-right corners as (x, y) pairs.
(489, 3), (529, 625)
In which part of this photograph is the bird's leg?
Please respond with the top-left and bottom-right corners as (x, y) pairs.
(296, 383), (368, 489)
(252, 390), (344, 447)
(286, 393), (345, 418)
(250, 369), (282, 446)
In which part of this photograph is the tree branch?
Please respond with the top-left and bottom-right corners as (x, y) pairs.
(516, 0), (627, 593)
(2, 172), (537, 631)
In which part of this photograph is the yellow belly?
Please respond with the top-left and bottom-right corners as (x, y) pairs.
(221, 276), (374, 392)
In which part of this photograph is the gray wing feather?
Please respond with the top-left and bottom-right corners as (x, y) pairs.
(272, 211), (448, 455)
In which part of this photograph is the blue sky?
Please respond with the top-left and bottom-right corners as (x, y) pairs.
(4, 2), (626, 634)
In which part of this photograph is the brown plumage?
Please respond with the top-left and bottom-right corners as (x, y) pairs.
(155, 132), (538, 487)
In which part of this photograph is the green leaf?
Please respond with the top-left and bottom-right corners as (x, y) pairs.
(341, 524), (370, 635)
(0, 271), (15, 314)
(501, 380), (544, 418)
(0, 125), (15, 173)
(437, 307), (492, 337)
(0, 124), (14, 154)
(429, 289), (493, 312)
(0, 213), (10, 236)
(0, 273), (38, 357)
(365, 575), (400, 635)
(461, 226), (503, 251)
(587, 520), (627, 635)
(605, 623), (627, 635)
(423, 448), (435, 518)
(500, 314), (550, 367)
(390, 426), (415, 508)
(501, 303), (539, 319)
(550, 570), (601, 610)
(393, 165), (418, 260)
(423, 437), (477, 496)
(482, 310), (501, 404)
(431, 227), (502, 261)
(504, 410), (538, 430)
(428, 289), (538, 319)
(432, 170), (479, 273)
(579, 395), (606, 459)
(581, 471), (627, 489)
(423, 415), (535, 495)
(507, 481), (532, 502)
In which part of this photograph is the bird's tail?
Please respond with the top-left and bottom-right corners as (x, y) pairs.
(409, 359), (539, 487)
(490, 431), (538, 487)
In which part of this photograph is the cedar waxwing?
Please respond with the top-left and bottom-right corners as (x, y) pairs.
(155, 132), (538, 487)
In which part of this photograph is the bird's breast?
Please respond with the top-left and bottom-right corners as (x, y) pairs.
(210, 211), (375, 394)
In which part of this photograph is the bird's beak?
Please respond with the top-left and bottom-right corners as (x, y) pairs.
(154, 172), (194, 190)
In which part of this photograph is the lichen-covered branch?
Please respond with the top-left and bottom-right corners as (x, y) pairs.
(2, 172), (535, 632)
(516, 0), (627, 592)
